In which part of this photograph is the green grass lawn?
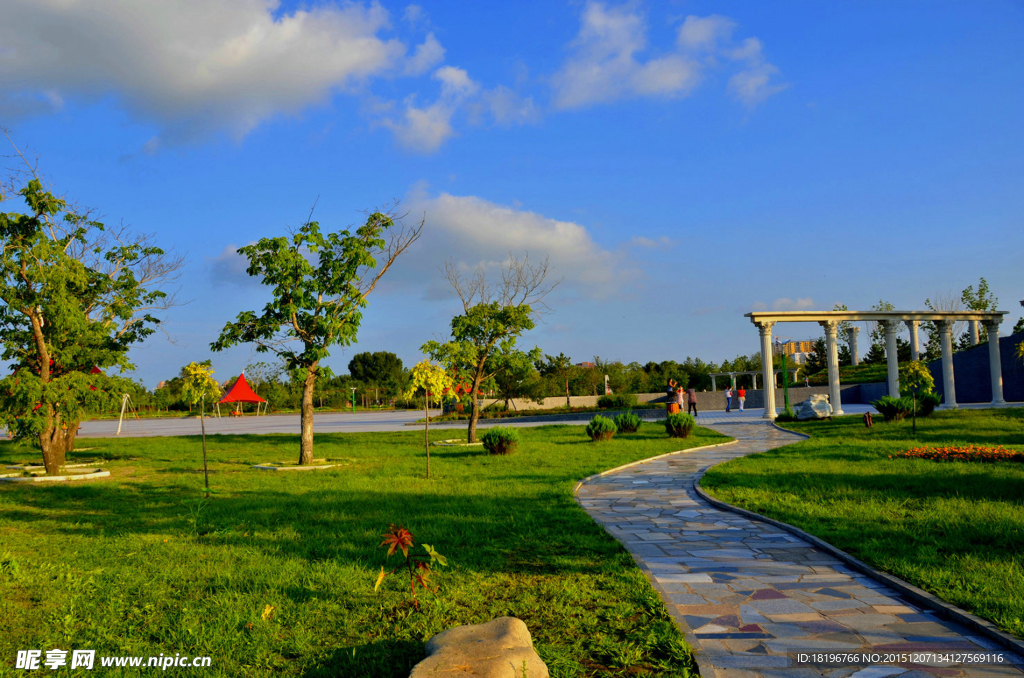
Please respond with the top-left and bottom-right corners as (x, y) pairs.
(700, 408), (1024, 638)
(0, 424), (728, 677)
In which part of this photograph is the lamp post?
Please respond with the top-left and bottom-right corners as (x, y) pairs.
(349, 387), (356, 414)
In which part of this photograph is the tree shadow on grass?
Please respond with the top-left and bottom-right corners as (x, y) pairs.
(0, 480), (627, 576)
(303, 639), (423, 678)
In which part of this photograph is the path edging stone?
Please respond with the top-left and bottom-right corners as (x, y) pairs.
(692, 460), (1024, 658)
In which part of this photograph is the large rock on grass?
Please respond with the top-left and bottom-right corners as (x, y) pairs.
(409, 617), (549, 678)
(796, 394), (832, 420)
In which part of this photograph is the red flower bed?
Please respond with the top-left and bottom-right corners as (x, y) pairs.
(891, 445), (1024, 463)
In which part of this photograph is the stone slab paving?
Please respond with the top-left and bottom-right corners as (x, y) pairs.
(577, 421), (1024, 678)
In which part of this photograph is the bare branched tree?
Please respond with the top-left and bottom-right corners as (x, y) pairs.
(442, 252), (560, 314)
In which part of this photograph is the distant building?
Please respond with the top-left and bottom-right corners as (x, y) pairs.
(156, 380), (166, 389)
(575, 361), (596, 369)
(775, 339), (814, 365)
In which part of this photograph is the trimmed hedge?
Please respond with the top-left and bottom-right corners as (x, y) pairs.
(597, 393), (638, 409)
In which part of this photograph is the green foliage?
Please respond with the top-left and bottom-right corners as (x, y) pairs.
(481, 426), (520, 455)
(914, 392), (942, 417)
(423, 301), (541, 442)
(775, 406), (798, 423)
(803, 337), (827, 374)
(179, 362), (222, 406)
(211, 211), (397, 370)
(870, 395), (913, 422)
(598, 393), (638, 409)
(665, 412), (696, 438)
(348, 351), (404, 392)
(0, 177), (172, 468)
(613, 412), (642, 433)
(899, 360), (935, 396)
(586, 415), (617, 441)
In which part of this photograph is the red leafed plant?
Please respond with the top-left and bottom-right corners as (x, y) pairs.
(374, 524), (447, 607)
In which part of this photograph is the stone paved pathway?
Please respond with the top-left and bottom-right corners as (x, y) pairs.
(577, 421), (1024, 678)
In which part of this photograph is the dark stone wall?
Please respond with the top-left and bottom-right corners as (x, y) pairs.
(926, 332), (1024, 404)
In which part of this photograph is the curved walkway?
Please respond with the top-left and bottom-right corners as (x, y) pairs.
(577, 421), (1023, 678)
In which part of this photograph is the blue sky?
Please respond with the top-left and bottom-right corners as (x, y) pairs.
(1, 0), (1022, 386)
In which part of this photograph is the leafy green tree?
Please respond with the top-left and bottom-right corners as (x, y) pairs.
(1013, 317), (1024, 335)
(424, 255), (557, 442)
(0, 155), (181, 474)
(804, 337), (828, 373)
(212, 206), (422, 464)
(348, 351), (404, 395)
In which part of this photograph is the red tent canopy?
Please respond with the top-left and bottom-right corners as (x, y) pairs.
(219, 373), (266, 404)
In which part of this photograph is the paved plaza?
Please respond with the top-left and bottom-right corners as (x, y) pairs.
(56, 403), (878, 438)
(577, 420), (1023, 678)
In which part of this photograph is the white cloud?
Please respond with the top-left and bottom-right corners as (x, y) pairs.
(382, 97), (457, 153)
(723, 37), (788, 107)
(0, 0), (411, 142)
(396, 188), (634, 300)
(480, 86), (540, 127)
(404, 33), (445, 76)
(771, 297), (815, 311)
(381, 66), (478, 153)
(210, 243), (259, 287)
(676, 15), (735, 52)
(551, 2), (700, 109)
(433, 66), (478, 97)
(552, 3), (785, 110)
(629, 235), (675, 249)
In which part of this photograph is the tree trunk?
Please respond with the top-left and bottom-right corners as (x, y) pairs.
(299, 365), (317, 465)
(424, 402), (431, 479)
(467, 370), (485, 443)
(39, 408), (78, 475)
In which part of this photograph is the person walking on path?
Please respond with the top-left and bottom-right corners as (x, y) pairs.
(737, 386), (746, 411)
(725, 386), (732, 412)
(686, 386), (697, 415)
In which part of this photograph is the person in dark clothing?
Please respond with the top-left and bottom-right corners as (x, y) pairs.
(686, 386), (698, 415)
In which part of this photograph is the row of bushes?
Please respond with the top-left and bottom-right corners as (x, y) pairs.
(476, 412), (699, 456)
(586, 413), (695, 441)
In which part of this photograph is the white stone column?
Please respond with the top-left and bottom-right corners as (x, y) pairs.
(847, 327), (860, 366)
(820, 320), (844, 415)
(938, 320), (957, 409)
(985, 320), (1005, 405)
(970, 320), (980, 346)
(753, 373), (758, 390)
(905, 320), (921, 361)
(883, 320), (900, 397)
(730, 373), (737, 391)
(757, 322), (776, 419)
(710, 375), (716, 391)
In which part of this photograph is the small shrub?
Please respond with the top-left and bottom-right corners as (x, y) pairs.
(586, 415), (617, 441)
(481, 426), (520, 455)
(913, 392), (941, 417)
(774, 406), (797, 423)
(613, 412), (641, 433)
(374, 524), (447, 609)
(597, 393), (638, 409)
(871, 396), (913, 422)
(665, 412), (696, 438)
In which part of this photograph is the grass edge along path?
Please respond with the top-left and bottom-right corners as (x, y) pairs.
(0, 423), (730, 677)
(699, 408), (1024, 640)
